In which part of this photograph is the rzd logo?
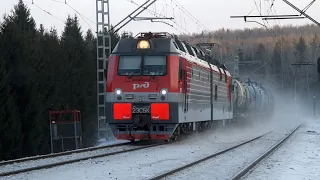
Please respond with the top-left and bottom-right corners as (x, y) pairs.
(133, 82), (149, 90)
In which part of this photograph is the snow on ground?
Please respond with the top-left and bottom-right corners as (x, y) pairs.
(0, 117), (298, 180)
(164, 130), (287, 180)
(0, 144), (138, 175)
(95, 138), (129, 147)
(242, 119), (320, 180)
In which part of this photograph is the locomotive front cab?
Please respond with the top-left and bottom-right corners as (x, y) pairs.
(106, 32), (181, 141)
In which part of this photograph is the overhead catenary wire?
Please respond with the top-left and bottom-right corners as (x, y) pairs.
(51, 0), (94, 30)
(124, 0), (236, 57)
(23, 0), (65, 23)
(267, 0), (312, 64)
(236, 0), (295, 82)
(301, 0), (316, 15)
(123, 0), (205, 37)
(164, 1), (228, 47)
(246, 0), (296, 58)
(271, 0), (317, 99)
(246, 0), (315, 99)
(22, 0), (96, 32)
(171, 0), (208, 31)
(170, 0), (236, 52)
(124, 0), (235, 52)
(282, 0), (320, 26)
(123, 0), (190, 34)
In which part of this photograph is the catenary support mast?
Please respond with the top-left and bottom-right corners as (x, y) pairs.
(96, 0), (111, 139)
(95, 0), (160, 140)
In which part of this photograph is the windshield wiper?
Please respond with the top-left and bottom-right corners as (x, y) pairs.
(127, 70), (141, 79)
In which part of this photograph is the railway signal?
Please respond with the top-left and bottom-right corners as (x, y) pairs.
(49, 110), (82, 153)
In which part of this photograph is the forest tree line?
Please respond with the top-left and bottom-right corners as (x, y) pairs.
(183, 24), (320, 105)
(0, 1), (122, 161)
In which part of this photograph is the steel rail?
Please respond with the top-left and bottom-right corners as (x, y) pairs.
(150, 132), (271, 180)
(231, 124), (302, 180)
(0, 142), (132, 166)
(0, 142), (167, 177)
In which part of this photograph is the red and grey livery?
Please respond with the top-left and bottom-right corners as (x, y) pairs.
(105, 32), (272, 142)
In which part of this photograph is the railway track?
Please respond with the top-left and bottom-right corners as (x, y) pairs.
(0, 141), (167, 177)
(231, 124), (302, 180)
(150, 125), (301, 180)
(0, 141), (132, 166)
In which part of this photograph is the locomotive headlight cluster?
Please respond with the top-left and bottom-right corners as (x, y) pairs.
(160, 88), (168, 101)
(115, 89), (122, 95)
(115, 88), (122, 101)
(161, 89), (167, 95)
(137, 40), (150, 49)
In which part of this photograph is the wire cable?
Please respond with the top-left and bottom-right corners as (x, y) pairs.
(123, 0), (191, 34)
(172, 0), (208, 31)
(23, 0), (64, 22)
(301, 0), (316, 14)
(48, 0), (95, 31)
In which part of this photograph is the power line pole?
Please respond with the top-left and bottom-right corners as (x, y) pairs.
(96, 0), (111, 140)
(282, 0), (320, 26)
(307, 71), (310, 99)
(234, 55), (239, 79)
(313, 95), (316, 118)
(291, 62), (314, 109)
(281, 40), (284, 95)
(294, 67), (297, 105)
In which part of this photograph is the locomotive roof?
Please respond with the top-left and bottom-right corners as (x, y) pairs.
(111, 32), (230, 75)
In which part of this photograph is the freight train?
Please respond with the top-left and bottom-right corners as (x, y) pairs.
(104, 32), (274, 142)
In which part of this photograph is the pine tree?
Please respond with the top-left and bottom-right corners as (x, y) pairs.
(272, 40), (282, 76)
(310, 34), (319, 63)
(0, 0), (49, 156)
(0, 57), (22, 160)
(59, 15), (85, 109)
(237, 48), (244, 61)
(82, 29), (98, 146)
(295, 36), (307, 62)
(255, 43), (266, 62)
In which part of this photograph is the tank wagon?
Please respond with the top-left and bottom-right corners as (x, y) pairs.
(233, 79), (274, 120)
(104, 32), (274, 142)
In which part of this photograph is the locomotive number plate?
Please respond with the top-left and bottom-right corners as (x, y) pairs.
(132, 106), (150, 114)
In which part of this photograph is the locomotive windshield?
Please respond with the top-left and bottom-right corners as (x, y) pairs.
(118, 56), (142, 76)
(143, 56), (166, 75)
(118, 55), (167, 76)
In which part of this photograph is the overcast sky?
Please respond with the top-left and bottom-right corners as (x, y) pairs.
(0, 0), (319, 36)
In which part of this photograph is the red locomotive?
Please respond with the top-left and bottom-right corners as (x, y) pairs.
(105, 32), (233, 142)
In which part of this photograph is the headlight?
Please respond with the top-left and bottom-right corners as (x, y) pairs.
(115, 89), (122, 95)
(160, 89), (168, 101)
(161, 89), (167, 95)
